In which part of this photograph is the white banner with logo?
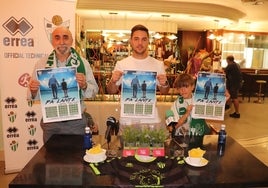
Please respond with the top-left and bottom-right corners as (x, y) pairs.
(0, 0), (75, 173)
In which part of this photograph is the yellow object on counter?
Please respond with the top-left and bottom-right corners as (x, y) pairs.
(86, 144), (103, 154)
(188, 147), (206, 158)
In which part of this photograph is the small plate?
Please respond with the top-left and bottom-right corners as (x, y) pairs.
(135, 154), (156, 163)
(83, 155), (107, 163)
(185, 157), (208, 167)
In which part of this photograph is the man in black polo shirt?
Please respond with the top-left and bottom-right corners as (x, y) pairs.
(225, 55), (242, 118)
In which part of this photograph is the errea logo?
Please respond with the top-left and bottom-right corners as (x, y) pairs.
(3, 17), (33, 36)
(2, 16), (34, 47)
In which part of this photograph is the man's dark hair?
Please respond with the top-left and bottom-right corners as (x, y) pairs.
(226, 55), (234, 62)
(131, 24), (149, 38)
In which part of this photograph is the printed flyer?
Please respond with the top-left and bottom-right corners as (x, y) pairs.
(192, 72), (226, 120)
(36, 67), (81, 123)
(121, 70), (157, 118)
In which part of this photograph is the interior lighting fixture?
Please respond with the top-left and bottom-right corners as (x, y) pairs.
(216, 35), (223, 41)
(245, 22), (255, 40)
(248, 34), (255, 40)
(207, 20), (223, 41)
(153, 33), (163, 39)
(116, 32), (125, 37)
(167, 33), (177, 40)
(253, 1), (264, 5)
(101, 32), (110, 37)
(207, 32), (216, 40)
(109, 12), (118, 15)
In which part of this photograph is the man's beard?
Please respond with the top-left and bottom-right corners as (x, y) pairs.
(133, 47), (146, 55)
(56, 45), (69, 55)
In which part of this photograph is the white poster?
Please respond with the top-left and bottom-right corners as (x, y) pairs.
(37, 67), (82, 123)
(0, 0), (76, 173)
(121, 70), (157, 118)
(192, 72), (226, 120)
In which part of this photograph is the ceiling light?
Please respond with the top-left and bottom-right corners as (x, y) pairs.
(101, 32), (110, 37)
(161, 14), (170, 18)
(153, 33), (163, 39)
(216, 35), (223, 41)
(253, 1), (264, 5)
(167, 34), (177, 40)
(245, 22), (255, 40)
(116, 33), (125, 37)
(248, 34), (255, 40)
(207, 20), (223, 41)
(207, 33), (216, 40)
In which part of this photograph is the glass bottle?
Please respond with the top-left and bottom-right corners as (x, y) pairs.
(83, 126), (92, 150)
(217, 124), (227, 156)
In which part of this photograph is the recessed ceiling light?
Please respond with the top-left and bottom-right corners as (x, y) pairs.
(161, 15), (170, 17)
(253, 1), (264, 5)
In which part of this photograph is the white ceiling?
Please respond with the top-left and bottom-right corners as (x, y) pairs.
(76, 0), (268, 33)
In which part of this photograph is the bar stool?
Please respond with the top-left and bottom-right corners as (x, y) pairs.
(254, 80), (266, 103)
(238, 80), (245, 102)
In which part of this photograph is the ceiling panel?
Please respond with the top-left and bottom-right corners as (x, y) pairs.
(76, 0), (268, 32)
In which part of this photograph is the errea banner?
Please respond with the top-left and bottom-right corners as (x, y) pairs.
(0, 0), (75, 173)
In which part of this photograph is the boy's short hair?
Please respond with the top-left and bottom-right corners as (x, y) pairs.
(131, 24), (149, 38)
(173, 73), (195, 88)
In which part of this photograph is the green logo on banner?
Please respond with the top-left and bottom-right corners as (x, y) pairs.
(10, 140), (18, 152)
(28, 100), (33, 107)
(28, 125), (36, 136)
(8, 111), (16, 122)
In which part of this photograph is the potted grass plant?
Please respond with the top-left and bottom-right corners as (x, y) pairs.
(150, 128), (167, 147)
(138, 128), (151, 147)
(122, 126), (138, 147)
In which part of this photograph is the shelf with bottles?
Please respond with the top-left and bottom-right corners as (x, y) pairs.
(114, 51), (129, 62)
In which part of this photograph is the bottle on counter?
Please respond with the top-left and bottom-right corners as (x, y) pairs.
(217, 124), (227, 156)
(83, 126), (92, 150)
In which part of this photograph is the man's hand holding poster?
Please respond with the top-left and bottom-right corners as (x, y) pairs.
(121, 70), (157, 118)
(192, 72), (226, 120)
(36, 67), (81, 123)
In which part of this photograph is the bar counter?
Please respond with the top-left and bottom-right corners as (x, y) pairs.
(9, 134), (268, 188)
(241, 72), (268, 101)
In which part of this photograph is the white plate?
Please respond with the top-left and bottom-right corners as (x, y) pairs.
(185, 157), (208, 167)
(83, 155), (107, 163)
(135, 155), (156, 163)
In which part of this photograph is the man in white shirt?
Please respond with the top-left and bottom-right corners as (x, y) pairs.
(107, 24), (170, 125)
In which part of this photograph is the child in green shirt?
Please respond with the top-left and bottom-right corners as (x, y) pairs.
(169, 73), (210, 136)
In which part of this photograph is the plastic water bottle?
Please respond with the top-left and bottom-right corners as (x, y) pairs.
(217, 124), (227, 156)
(83, 126), (92, 150)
